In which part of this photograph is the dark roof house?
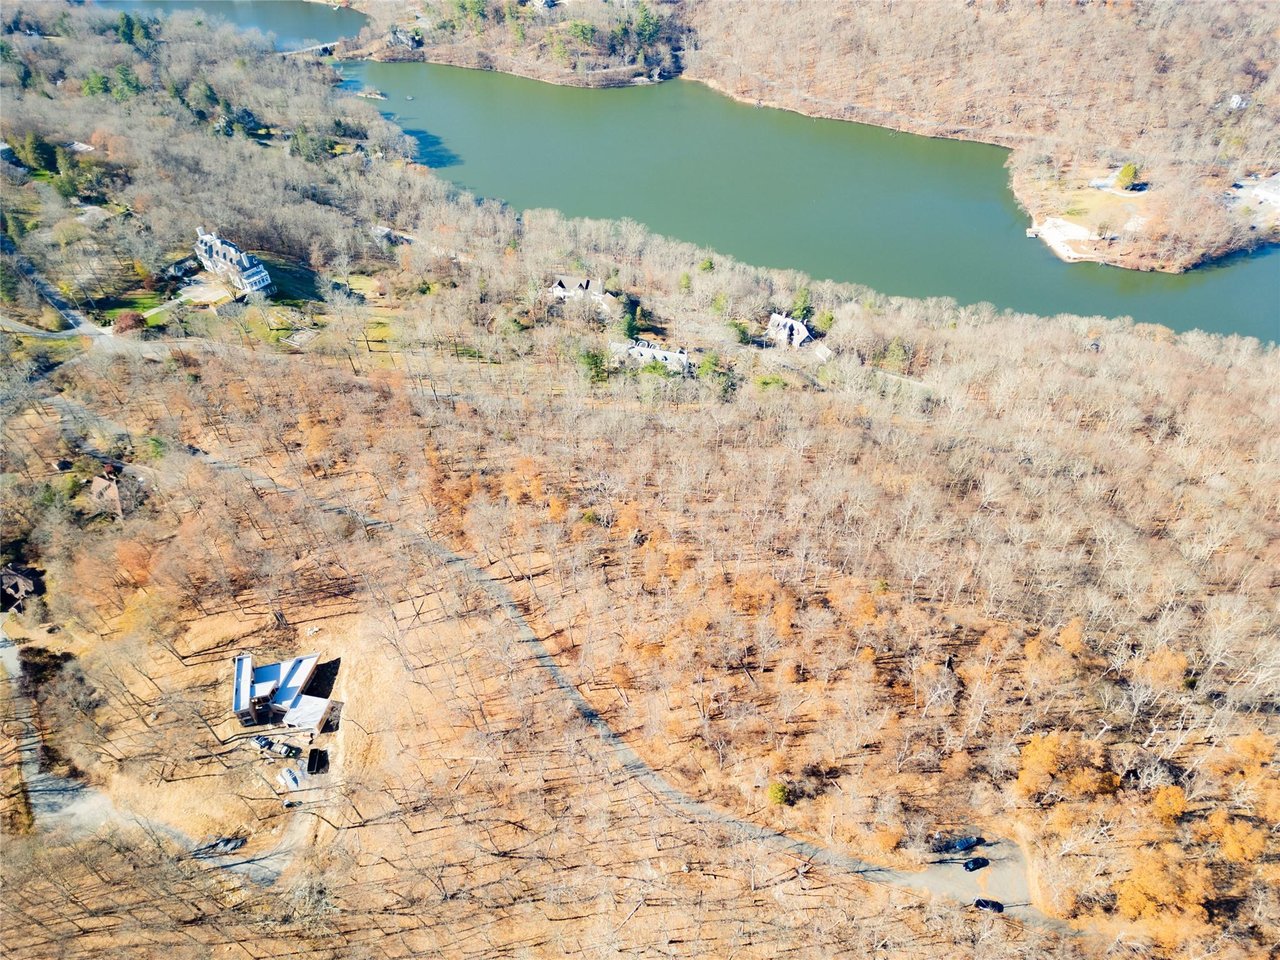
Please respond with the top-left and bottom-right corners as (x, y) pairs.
(1, 566), (37, 610)
(548, 275), (616, 303)
(88, 474), (124, 520)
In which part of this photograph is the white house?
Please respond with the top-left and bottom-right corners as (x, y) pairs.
(765, 312), (812, 348)
(232, 653), (334, 732)
(195, 228), (275, 296)
(609, 338), (690, 375)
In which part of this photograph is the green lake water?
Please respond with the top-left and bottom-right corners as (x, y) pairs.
(97, 2), (1280, 340)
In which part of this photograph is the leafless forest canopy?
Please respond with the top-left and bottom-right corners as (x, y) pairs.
(678, 0), (1280, 263)
(681, 0), (1279, 166)
(1, 4), (1278, 959)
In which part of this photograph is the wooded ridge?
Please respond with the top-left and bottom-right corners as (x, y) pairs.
(1, 5), (1276, 959)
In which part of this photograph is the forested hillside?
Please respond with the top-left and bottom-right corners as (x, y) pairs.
(348, 0), (685, 84)
(1, 5), (1277, 959)
(680, 0), (1279, 268)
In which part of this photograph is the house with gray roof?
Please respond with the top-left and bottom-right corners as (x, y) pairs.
(609, 338), (691, 375)
(195, 228), (275, 296)
(548, 275), (616, 304)
(765, 312), (812, 348)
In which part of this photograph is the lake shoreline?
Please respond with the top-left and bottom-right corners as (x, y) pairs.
(342, 35), (650, 89)
(683, 71), (1194, 275)
(336, 53), (1277, 339)
(339, 39), (1267, 277)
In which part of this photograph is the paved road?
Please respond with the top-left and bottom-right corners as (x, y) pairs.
(1, 236), (108, 338)
(282, 42), (333, 56)
(0, 314), (86, 339)
(426, 542), (1048, 928)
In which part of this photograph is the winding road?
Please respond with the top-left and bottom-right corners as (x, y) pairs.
(0, 314), (89, 339)
(0, 236), (108, 339)
(428, 542), (1049, 927)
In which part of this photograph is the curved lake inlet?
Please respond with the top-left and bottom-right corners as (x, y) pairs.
(101, 2), (1279, 340)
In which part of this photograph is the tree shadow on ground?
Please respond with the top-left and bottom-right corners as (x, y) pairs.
(262, 259), (322, 307)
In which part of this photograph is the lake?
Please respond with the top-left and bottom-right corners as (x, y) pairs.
(99, 2), (1280, 340)
(94, 0), (367, 51)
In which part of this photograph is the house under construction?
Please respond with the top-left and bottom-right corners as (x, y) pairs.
(232, 653), (334, 733)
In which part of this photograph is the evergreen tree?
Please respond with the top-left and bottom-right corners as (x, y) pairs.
(0, 260), (20, 303)
(5, 210), (24, 245)
(84, 70), (110, 96)
(116, 11), (135, 44)
(54, 145), (75, 178)
(18, 131), (54, 171)
(635, 3), (660, 48)
(130, 16), (152, 48)
(790, 286), (812, 322)
(112, 63), (143, 101)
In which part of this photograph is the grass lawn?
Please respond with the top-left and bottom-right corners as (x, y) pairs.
(6, 332), (86, 366)
(98, 289), (164, 319)
(4, 181), (43, 229)
(365, 318), (391, 337)
(1035, 164), (1152, 237)
(258, 256), (321, 308)
(347, 275), (381, 298)
(1, 300), (69, 332)
(237, 305), (302, 344)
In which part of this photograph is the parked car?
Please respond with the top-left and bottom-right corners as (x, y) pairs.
(973, 898), (1004, 913)
(251, 735), (301, 759)
(942, 835), (983, 854)
(963, 857), (990, 872)
(930, 833), (983, 854)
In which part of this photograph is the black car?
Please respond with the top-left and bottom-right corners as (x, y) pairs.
(973, 898), (1004, 913)
(963, 857), (990, 872)
(933, 834), (983, 854)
